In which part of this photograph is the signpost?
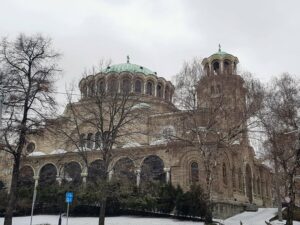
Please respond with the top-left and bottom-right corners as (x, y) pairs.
(65, 192), (73, 225)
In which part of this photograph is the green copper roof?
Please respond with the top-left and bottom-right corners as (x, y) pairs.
(103, 63), (156, 76)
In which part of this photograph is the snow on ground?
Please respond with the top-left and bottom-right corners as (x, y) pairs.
(0, 215), (202, 225)
(223, 208), (300, 225)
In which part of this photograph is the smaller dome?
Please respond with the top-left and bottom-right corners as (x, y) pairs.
(103, 63), (156, 76)
(202, 45), (239, 66)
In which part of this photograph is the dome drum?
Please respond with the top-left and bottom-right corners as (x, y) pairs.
(79, 63), (175, 103)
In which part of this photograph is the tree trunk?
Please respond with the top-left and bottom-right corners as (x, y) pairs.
(4, 158), (20, 225)
(274, 156), (283, 221)
(98, 198), (107, 225)
(286, 175), (294, 225)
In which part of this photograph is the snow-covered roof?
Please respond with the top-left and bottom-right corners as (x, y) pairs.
(50, 149), (67, 155)
(150, 139), (168, 146)
(122, 142), (141, 148)
(28, 151), (47, 157)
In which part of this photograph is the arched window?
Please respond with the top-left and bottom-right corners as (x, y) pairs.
(224, 60), (231, 74)
(223, 163), (227, 185)
(146, 81), (153, 96)
(86, 133), (93, 149)
(232, 166), (236, 190)
(95, 132), (102, 149)
(79, 133), (85, 147)
(191, 162), (199, 183)
(213, 61), (220, 75)
(122, 78), (131, 93)
(157, 83), (163, 98)
(97, 79), (105, 94)
(88, 82), (95, 97)
(108, 78), (118, 93)
(135, 80), (142, 93)
(165, 86), (170, 101)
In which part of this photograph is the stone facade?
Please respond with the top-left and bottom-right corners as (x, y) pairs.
(0, 50), (273, 219)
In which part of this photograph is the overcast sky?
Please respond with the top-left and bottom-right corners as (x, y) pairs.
(1, 0), (300, 107)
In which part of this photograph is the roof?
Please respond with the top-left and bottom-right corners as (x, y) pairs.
(103, 62), (156, 76)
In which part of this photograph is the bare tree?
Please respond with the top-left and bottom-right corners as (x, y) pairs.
(52, 73), (149, 225)
(0, 34), (60, 225)
(171, 59), (264, 221)
(259, 73), (300, 225)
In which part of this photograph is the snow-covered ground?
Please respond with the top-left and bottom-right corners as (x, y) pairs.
(0, 215), (202, 225)
(1, 209), (300, 225)
(223, 208), (300, 225)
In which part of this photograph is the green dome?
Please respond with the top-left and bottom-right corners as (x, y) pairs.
(103, 63), (156, 76)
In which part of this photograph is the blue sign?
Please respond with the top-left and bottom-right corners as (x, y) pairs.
(65, 192), (73, 203)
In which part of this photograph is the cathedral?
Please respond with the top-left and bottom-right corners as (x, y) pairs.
(0, 49), (273, 219)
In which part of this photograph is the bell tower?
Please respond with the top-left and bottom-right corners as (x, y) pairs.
(197, 46), (248, 144)
(202, 44), (239, 76)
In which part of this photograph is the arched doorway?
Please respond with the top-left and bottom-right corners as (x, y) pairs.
(113, 157), (136, 186)
(141, 155), (165, 186)
(245, 164), (253, 203)
(88, 159), (106, 184)
(63, 162), (82, 185)
(39, 164), (57, 187)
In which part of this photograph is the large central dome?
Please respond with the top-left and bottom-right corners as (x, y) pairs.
(103, 63), (156, 76)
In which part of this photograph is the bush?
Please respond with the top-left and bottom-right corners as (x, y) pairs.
(175, 185), (209, 220)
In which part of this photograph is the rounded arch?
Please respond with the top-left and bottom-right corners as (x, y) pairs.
(146, 79), (155, 96)
(121, 77), (132, 93)
(39, 163), (58, 187)
(245, 164), (253, 203)
(156, 82), (164, 98)
(140, 155), (165, 185)
(62, 161), (82, 185)
(113, 157), (136, 186)
(19, 165), (35, 187)
(88, 159), (106, 183)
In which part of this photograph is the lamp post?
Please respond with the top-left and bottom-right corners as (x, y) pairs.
(30, 176), (39, 225)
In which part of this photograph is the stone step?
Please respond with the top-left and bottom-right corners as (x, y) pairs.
(245, 203), (258, 212)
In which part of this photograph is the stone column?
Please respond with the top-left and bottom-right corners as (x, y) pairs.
(154, 81), (158, 97)
(164, 167), (171, 183)
(56, 175), (62, 186)
(144, 81), (147, 95)
(220, 60), (224, 74)
(136, 169), (141, 187)
(108, 170), (114, 181)
(81, 172), (88, 186)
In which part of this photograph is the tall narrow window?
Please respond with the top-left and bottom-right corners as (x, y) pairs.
(135, 80), (142, 93)
(223, 163), (227, 185)
(98, 79), (105, 94)
(86, 133), (93, 149)
(165, 86), (170, 101)
(79, 133), (85, 147)
(122, 78), (131, 93)
(146, 81), (153, 95)
(191, 162), (199, 183)
(95, 132), (102, 149)
(108, 79), (118, 93)
(157, 84), (163, 98)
